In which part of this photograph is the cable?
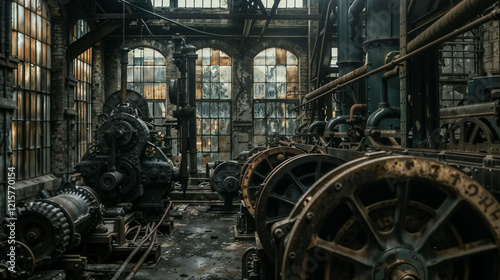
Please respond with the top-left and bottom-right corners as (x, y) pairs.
(119, 0), (238, 38)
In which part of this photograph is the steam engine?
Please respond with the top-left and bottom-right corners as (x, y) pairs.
(76, 90), (175, 209)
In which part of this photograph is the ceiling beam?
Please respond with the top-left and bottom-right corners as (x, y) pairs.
(73, 13), (320, 21)
(69, 21), (122, 60)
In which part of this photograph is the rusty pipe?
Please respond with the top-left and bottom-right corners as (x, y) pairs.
(124, 230), (157, 280)
(111, 201), (172, 280)
(298, 9), (500, 109)
(407, 0), (497, 52)
(305, 65), (368, 100)
(120, 48), (129, 104)
(349, 104), (367, 122)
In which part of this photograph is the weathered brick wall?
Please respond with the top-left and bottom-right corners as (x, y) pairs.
(50, 18), (75, 176)
(92, 44), (105, 135)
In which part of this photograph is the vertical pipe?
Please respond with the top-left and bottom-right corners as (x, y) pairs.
(185, 46), (198, 182)
(337, 0), (364, 131)
(120, 48), (129, 104)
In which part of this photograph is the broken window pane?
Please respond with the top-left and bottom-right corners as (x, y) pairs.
(220, 83), (230, 99)
(210, 102), (218, 118)
(254, 83), (265, 99)
(219, 102), (230, 118)
(266, 83), (276, 99)
(211, 83), (220, 99)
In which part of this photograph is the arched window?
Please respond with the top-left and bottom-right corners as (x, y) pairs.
(12, 0), (51, 179)
(253, 48), (299, 146)
(195, 48), (231, 166)
(127, 48), (168, 125)
(72, 20), (92, 163)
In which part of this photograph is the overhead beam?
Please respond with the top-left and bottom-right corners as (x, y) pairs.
(69, 21), (122, 60)
(73, 13), (320, 20)
(258, 0), (281, 40)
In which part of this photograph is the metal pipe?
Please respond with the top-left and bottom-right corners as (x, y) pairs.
(440, 101), (498, 123)
(186, 46), (198, 182)
(366, 105), (400, 129)
(407, 0), (498, 52)
(298, 9), (500, 109)
(348, 0), (366, 26)
(349, 104), (367, 122)
(307, 121), (327, 134)
(305, 65), (367, 100)
(120, 48), (129, 104)
(325, 115), (350, 132)
(111, 202), (172, 280)
(124, 230), (157, 280)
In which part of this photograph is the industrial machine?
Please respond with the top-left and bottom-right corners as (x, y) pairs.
(242, 0), (500, 279)
(75, 89), (176, 209)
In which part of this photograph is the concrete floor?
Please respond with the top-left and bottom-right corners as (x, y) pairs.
(133, 205), (253, 280)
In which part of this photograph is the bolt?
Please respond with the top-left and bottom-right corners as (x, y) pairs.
(288, 252), (296, 261)
(306, 212), (314, 221)
(334, 182), (343, 191)
(274, 229), (284, 239)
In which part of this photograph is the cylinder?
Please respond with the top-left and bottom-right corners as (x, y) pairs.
(100, 171), (125, 191)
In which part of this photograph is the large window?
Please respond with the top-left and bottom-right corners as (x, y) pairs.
(72, 20), (92, 163)
(127, 48), (168, 125)
(262, 0), (303, 8)
(196, 48), (232, 166)
(253, 48), (299, 146)
(439, 31), (480, 108)
(11, 0), (51, 180)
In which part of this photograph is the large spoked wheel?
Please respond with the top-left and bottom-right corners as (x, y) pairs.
(440, 117), (498, 153)
(241, 147), (305, 217)
(255, 154), (346, 259)
(282, 156), (500, 280)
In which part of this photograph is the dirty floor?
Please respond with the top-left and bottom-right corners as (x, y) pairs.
(133, 205), (253, 280)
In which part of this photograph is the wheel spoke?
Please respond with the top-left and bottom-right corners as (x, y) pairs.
(285, 171), (307, 194)
(459, 122), (466, 144)
(264, 215), (287, 227)
(346, 196), (386, 250)
(426, 239), (497, 268)
(414, 196), (462, 252)
(467, 123), (480, 145)
(313, 236), (373, 269)
(265, 158), (274, 171)
(271, 194), (297, 206)
(253, 170), (267, 180)
(393, 179), (410, 243)
(448, 129), (456, 148)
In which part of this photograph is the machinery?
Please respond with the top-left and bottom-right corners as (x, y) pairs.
(242, 0), (500, 279)
(75, 89), (175, 209)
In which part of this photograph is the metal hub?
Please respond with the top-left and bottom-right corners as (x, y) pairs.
(374, 248), (425, 280)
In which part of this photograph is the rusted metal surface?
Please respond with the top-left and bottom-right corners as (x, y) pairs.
(240, 147), (305, 217)
(254, 154), (346, 259)
(280, 156), (500, 279)
(440, 117), (499, 153)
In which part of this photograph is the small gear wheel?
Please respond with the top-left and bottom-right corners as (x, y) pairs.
(0, 241), (35, 279)
(15, 201), (71, 268)
(144, 145), (156, 158)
